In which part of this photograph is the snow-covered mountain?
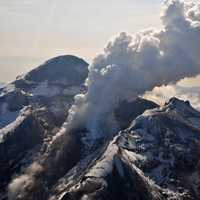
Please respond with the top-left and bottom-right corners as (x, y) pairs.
(0, 55), (200, 200)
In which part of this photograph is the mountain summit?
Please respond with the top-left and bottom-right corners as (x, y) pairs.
(24, 55), (88, 85)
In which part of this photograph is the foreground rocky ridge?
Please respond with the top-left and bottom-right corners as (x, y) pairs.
(6, 97), (200, 200)
(47, 98), (200, 200)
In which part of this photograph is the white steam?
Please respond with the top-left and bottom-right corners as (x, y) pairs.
(65, 0), (200, 139)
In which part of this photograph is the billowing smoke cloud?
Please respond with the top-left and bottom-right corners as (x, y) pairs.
(65, 0), (200, 139)
(143, 83), (200, 110)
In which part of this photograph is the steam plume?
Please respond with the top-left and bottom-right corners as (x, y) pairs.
(65, 0), (200, 139)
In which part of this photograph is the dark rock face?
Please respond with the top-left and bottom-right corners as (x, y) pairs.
(115, 97), (158, 129)
(2, 86), (200, 200)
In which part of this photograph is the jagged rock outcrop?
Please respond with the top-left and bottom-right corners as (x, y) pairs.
(115, 98), (158, 129)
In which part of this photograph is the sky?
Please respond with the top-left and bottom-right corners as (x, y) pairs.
(0, 0), (163, 82)
(0, 0), (199, 87)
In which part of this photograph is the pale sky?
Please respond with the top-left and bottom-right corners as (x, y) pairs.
(0, 0), (199, 87)
(0, 0), (163, 82)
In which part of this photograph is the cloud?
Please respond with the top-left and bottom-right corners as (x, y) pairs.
(64, 0), (200, 139)
(143, 84), (200, 111)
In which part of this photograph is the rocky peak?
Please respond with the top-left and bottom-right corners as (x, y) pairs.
(24, 55), (88, 86)
(162, 97), (200, 118)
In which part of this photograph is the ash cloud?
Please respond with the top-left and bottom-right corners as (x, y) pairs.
(66, 0), (200, 138)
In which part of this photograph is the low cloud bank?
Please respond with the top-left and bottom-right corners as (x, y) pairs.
(143, 84), (200, 110)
